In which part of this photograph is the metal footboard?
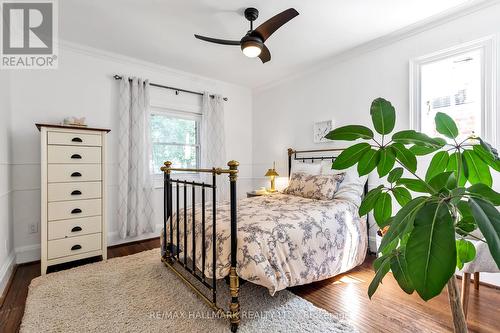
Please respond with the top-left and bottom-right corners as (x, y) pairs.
(161, 160), (240, 332)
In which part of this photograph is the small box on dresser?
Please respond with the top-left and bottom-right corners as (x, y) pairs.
(36, 124), (110, 275)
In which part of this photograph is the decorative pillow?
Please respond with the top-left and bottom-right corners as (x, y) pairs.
(290, 161), (322, 176)
(283, 172), (345, 200)
(320, 161), (367, 207)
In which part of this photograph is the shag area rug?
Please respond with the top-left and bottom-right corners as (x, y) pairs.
(21, 249), (356, 333)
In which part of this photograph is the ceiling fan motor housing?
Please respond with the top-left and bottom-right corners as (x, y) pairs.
(244, 7), (259, 22)
(240, 35), (263, 54)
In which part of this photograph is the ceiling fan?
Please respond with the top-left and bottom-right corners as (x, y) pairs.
(194, 7), (299, 63)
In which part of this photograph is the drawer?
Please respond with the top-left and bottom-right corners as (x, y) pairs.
(48, 182), (101, 202)
(48, 198), (101, 221)
(48, 216), (102, 240)
(48, 131), (101, 147)
(48, 233), (102, 260)
(48, 145), (101, 164)
(48, 164), (101, 183)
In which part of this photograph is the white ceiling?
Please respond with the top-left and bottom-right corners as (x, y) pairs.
(60, 0), (476, 88)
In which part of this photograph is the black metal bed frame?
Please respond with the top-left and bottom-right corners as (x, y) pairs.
(161, 148), (370, 332)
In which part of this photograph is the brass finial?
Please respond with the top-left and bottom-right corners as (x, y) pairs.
(161, 161), (173, 174)
(227, 160), (239, 168)
(227, 160), (239, 181)
(287, 148), (295, 156)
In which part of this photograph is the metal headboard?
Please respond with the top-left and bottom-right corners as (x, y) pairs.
(287, 147), (373, 254)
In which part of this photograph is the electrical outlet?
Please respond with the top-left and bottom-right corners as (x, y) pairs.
(29, 223), (39, 234)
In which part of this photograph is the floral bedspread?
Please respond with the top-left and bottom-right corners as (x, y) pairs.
(161, 193), (367, 295)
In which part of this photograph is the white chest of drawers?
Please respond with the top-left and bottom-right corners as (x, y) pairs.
(37, 124), (110, 274)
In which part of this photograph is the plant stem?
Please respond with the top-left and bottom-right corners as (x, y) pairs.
(395, 160), (437, 194)
(447, 275), (468, 333)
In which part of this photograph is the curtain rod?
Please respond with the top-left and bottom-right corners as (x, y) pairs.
(113, 75), (228, 101)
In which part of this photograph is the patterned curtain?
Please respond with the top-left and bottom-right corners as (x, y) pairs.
(117, 76), (155, 239)
(200, 92), (228, 200)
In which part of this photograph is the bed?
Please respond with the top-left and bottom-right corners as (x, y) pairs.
(160, 148), (369, 332)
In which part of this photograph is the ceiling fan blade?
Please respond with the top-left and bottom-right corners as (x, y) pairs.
(251, 8), (299, 42)
(258, 44), (271, 64)
(194, 34), (240, 46)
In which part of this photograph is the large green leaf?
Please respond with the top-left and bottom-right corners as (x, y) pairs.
(405, 202), (456, 301)
(409, 138), (446, 156)
(359, 185), (384, 216)
(387, 167), (404, 183)
(447, 152), (467, 186)
(425, 151), (449, 182)
(396, 178), (431, 193)
(435, 112), (458, 139)
(467, 183), (500, 205)
(377, 147), (396, 177)
(374, 192), (392, 227)
(468, 198), (500, 269)
(456, 239), (476, 270)
(392, 187), (412, 206)
(368, 255), (392, 299)
(473, 145), (500, 172)
(392, 130), (441, 148)
(428, 171), (455, 192)
(457, 201), (474, 220)
(479, 138), (499, 160)
(378, 197), (427, 253)
(358, 149), (380, 176)
(463, 150), (492, 186)
(370, 98), (396, 135)
(391, 143), (417, 173)
(325, 125), (374, 141)
(331, 143), (371, 170)
(390, 252), (414, 294)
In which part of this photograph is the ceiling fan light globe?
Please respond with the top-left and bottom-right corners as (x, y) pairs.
(242, 45), (262, 58)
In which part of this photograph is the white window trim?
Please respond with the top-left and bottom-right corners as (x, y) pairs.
(150, 104), (203, 188)
(409, 35), (497, 147)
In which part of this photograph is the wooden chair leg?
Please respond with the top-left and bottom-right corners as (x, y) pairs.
(473, 272), (480, 290)
(461, 273), (471, 318)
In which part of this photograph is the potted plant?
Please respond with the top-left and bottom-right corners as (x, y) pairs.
(325, 98), (500, 333)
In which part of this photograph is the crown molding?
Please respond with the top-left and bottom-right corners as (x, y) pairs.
(57, 39), (246, 91)
(254, 0), (500, 93)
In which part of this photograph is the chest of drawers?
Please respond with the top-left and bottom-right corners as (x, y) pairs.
(37, 124), (110, 274)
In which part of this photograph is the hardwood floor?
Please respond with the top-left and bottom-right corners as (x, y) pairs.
(1, 238), (498, 333)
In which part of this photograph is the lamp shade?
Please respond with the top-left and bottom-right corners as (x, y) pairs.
(265, 169), (279, 177)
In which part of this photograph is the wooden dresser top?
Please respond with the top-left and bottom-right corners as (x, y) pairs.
(36, 123), (111, 133)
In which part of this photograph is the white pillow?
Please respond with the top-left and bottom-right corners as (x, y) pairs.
(290, 161), (322, 176)
(320, 161), (367, 207)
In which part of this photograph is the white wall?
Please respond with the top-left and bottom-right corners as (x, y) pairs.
(8, 42), (253, 262)
(0, 70), (15, 297)
(253, 4), (500, 285)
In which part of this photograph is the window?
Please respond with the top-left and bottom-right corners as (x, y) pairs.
(410, 37), (496, 145)
(150, 108), (200, 175)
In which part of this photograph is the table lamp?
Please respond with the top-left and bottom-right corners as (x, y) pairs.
(265, 162), (279, 192)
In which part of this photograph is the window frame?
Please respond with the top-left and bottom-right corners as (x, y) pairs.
(409, 36), (497, 147)
(150, 105), (202, 184)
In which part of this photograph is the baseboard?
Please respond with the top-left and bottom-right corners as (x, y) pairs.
(0, 251), (16, 306)
(107, 223), (163, 247)
(15, 244), (41, 264)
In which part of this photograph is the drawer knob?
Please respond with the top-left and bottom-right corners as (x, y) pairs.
(72, 137), (83, 142)
(71, 172), (82, 177)
(71, 208), (82, 214)
(71, 154), (82, 159)
(71, 244), (82, 251)
(71, 226), (82, 232)
(71, 190), (82, 196)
